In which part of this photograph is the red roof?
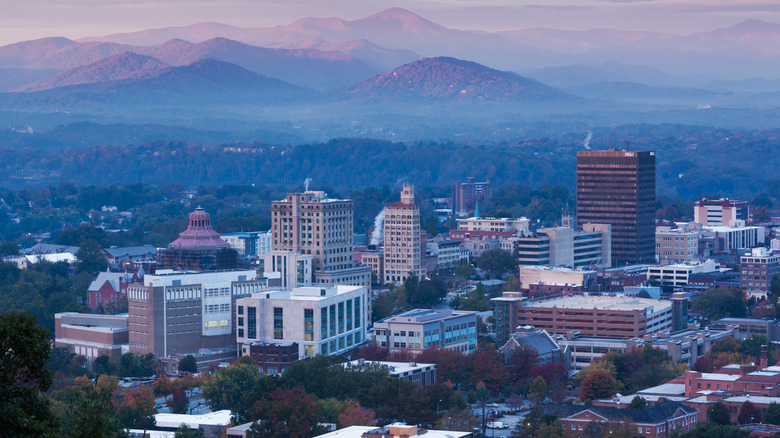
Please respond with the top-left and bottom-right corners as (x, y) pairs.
(169, 208), (230, 249)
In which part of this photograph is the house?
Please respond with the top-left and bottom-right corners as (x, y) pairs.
(86, 269), (143, 311)
(555, 401), (698, 438)
(499, 326), (567, 368)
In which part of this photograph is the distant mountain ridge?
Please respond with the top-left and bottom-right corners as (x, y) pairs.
(346, 57), (573, 104)
(16, 52), (169, 92)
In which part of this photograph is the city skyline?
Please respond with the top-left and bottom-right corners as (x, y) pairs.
(3, 0), (779, 46)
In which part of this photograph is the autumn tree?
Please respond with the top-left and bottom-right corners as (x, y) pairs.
(249, 386), (328, 438)
(466, 348), (509, 389)
(580, 369), (617, 401)
(415, 346), (466, 384)
(75, 239), (108, 273)
(62, 375), (126, 438)
(355, 342), (389, 361)
(528, 377), (548, 402)
(203, 360), (277, 423)
(0, 311), (59, 437)
(174, 424), (205, 438)
(693, 355), (714, 373)
(737, 401), (761, 424)
(507, 345), (539, 382)
(178, 355), (198, 373)
(436, 408), (480, 432)
(627, 396), (647, 409)
(691, 287), (746, 319)
(118, 385), (157, 431)
(167, 388), (189, 414)
(477, 248), (518, 276)
(536, 419), (566, 438)
(708, 401), (731, 425)
(763, 403), (780, 425)
(338, 400), (376, 428)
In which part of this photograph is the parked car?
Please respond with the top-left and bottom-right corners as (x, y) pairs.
(487, 422), (509, 430)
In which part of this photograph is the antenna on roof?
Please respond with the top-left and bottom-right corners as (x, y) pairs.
(624, 140), (631, 150)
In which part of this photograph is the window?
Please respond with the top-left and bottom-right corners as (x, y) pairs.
(273, 307), (283, 340)
(304, 308), (314, 341)
(329, 305), (336, 337)
(321, 308), (328, 339)
(354, 297), (361, 328)
(247, 307), (257, 339)
(338, 302), (345, 334)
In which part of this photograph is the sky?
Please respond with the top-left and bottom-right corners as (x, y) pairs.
(2, 0), (779, 46)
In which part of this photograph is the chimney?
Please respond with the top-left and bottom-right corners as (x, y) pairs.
(761, 345), (768, 370)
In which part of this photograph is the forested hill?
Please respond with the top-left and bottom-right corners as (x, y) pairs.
(0, 127), (778, 200)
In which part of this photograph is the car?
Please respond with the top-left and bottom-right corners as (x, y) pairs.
(487, 422), (509, 430)
(154, 403), (163, 409)
(486, 403), (499, 408)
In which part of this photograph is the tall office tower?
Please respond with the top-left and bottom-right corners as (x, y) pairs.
(271, 191), (354, 273)
(383, 184), (425, 283)
(452, 177), (492, 217)
(576, 149), (656, 265)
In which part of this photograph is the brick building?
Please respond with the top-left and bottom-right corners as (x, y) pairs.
(54, 312), (128, 362)
(515, 295), (673, 338)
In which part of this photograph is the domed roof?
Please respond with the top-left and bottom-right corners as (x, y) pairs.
(168, 207), (230, 249)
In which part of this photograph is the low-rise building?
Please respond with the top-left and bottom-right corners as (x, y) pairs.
(694, 198), (749, 227)
(342, 359), (437, 387)
(516, 295), (674, 339)
(54, 312), (128, 362)
(103, 245), (157, 264)
(240, 340), (299, 374)
(741, 248), (780, 299)
(499, 326), (567, 367)
(87, 270), (143, 311)
(555, 401), (698, 438)
(372, 309), (477, 355)
(647, 260), (721, 287)
(656, 226), (699, 264)
(221, 231), (272, 257)
(236, 285), (370, 359)
(518, 266), (598, 289)
(314, 423), (472, 438)
(559, 325), (736, 371)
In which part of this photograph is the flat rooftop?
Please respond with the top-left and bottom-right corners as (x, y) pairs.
(522, 295), (671, 312)
(154, 410), (232, 429)
(342, 360), (435, 375)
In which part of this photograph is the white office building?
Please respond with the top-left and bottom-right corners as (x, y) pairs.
(235, 285), (370, 359)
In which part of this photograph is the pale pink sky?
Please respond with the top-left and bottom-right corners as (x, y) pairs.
(2, 0), (778, 46)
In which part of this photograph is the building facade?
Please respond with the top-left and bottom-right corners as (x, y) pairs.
(452, 177), (492, 217)
(54, 313), (128, 362)
(741, 248), (780, 298)
(576, 150), (656, 265)
(647, 260), (721, 287)
(516, 295), (673, 338)
(656, 226), (699, 264)
(694, 198), (749, 227)
(371, 308), (477, 355)
(271, 191), (354, 273)
(240, 341), (300, 374)
(235, 285), (370, 359)
(383, 185), (425, 283)
(157, 208), (239, 271)
(221, 231), (272, 257)
(127, 270), (266, 358)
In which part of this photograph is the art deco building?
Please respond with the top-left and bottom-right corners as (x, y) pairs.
(576, 149), (656, 265)
(383, 184), (425, 283)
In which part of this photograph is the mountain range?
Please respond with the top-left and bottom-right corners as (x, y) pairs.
(3, 8), (780, 144)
